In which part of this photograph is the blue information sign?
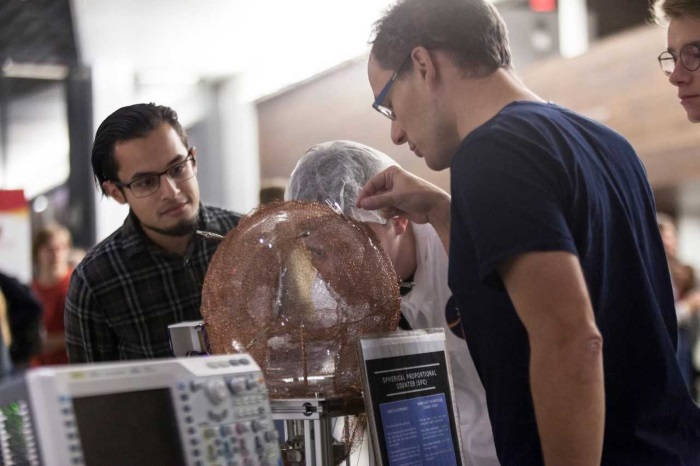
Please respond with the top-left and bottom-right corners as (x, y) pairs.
(363, 350), (462, 465)
(380, 393), (457, 465)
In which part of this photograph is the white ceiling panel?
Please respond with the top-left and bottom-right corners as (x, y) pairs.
(71, 0), (396, 100)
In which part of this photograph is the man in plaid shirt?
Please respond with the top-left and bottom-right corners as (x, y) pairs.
(65, 103), (241, 362)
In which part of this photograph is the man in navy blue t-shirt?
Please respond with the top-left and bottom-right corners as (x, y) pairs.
(358, 0), (700, 464)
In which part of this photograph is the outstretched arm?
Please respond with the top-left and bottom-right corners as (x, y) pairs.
(357, 166), (451, 251)
(500, 251), (604, 466)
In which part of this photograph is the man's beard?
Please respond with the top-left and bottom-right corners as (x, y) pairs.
(142, 210), (200, 237)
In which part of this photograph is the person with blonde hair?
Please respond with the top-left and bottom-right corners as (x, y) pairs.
(31, 223), (73, 365)
(654, 0), (700, 122)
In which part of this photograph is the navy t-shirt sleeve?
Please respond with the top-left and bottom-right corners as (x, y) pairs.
(452, 127), (578, 288)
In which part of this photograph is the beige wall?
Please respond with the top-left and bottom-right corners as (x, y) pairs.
(256, 56), (451, 193)
(257, 24), (699, 193)
(522, 25), (700, 189)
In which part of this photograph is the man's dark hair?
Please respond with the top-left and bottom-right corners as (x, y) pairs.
(370, 0), (511, 78)
(91, 103), (189, 195)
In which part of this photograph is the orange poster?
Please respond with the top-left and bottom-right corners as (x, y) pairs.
(0, 190), (31, 283)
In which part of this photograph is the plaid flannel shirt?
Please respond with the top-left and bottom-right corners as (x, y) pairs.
(65, 204), (240, 362)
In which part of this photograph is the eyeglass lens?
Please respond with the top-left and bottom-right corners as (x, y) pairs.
(131, 158), (196, 198)
(659, 44), (700, 76)
(375, 105), (395, 119)
(372, 54), (412, 121)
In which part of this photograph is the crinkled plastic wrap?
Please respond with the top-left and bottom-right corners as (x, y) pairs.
(201, 200), (401, 399)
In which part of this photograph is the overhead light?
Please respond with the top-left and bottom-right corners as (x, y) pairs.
(1, 59), (69, 80)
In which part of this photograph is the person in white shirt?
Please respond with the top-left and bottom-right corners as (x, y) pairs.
(286, 140), (498, 465)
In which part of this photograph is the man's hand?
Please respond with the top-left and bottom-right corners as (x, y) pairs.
(680, 290), (700, 315)
(677, 290), (700, 324)
(357, 166), (451, 250)
(500, 251), (604, 466)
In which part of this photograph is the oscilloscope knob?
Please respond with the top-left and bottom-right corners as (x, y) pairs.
(227, 379), (245, 395)
(204, 379), (229, 405)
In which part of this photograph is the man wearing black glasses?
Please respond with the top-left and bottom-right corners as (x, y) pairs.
(65, 103), (241, 362)
(358, 0), (700, 464)
(655, 0), (700, 122)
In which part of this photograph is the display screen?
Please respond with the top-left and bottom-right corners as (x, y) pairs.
(72, 388), (185, 466)
(364, 351), (462, 465)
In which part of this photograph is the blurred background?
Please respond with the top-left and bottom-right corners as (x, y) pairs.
(0, 0), (697, 267)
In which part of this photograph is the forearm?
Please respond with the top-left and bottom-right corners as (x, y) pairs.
(42, 333), (66, 353)
(676, 301), (692, 324)
(427, 193), (451, 253)
(676, 291), (700, 324)
(501, 251), (605, 465)
(530, 331), (604, 466)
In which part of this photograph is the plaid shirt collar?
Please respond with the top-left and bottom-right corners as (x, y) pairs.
(120, 203), (215, 258)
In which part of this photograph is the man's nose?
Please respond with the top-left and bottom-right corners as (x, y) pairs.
(391, 119), (407, 146)
(159, 174), (181, 198)
(670, 62), (691, 86)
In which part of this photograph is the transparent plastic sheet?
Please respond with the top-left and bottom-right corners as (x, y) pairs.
(201, 200), (401, 399)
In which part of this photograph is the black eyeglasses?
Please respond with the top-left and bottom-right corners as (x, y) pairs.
(113, 150), (197, 198)
(372, 54), (412, 120)
(658, 42), (700, 76)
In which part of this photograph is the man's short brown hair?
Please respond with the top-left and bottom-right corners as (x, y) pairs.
(370, 0), (511, 78)
(653, 0), (700, 25)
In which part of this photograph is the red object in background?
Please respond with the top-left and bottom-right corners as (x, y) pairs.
(530, 0), (556, 12)
(0, 190), (26, 212)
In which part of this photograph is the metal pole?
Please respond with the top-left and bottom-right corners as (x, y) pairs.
(65, 65), (96, 248)
(0, 75), (9, 187)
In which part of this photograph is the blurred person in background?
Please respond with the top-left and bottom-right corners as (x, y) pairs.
(0, 289), (14, 378)
(0, 271), (43, 371)
(657, 213), (700, 398)
(65, 103), (241, 362)
(357, 0), (700, 463)
(655, 0), (700, 122)
(67, 247), (86, 269)
(0, 227), (43, 371)
(31, 224), (73, 365)
(286, 140), (499, 465)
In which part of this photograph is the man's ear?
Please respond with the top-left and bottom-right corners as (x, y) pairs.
(411, 46), (438, 89)
(390, 216), (409, 236)
(102, 181), (128, 205)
